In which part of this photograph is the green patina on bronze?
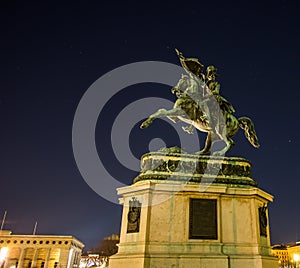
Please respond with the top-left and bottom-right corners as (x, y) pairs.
(134, 147), (258, 187)
(140, 49), (260, 156)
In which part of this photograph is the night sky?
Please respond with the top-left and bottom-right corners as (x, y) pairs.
(1, 1), (299, 249)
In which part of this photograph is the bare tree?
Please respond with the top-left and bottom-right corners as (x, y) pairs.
(96, 234), (119, 257)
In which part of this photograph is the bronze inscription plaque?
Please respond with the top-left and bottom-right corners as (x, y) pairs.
(127, 197), (141, 233)
(258, 206), (268, 237)
(189, 198), (217, 239)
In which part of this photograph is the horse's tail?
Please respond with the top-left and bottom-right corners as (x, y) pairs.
(238, 117), (260, 148)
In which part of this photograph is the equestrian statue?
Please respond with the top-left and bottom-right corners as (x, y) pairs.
(140, 49), (260, 156)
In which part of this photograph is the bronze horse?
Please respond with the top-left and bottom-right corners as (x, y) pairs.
(140, 74), (260, 155)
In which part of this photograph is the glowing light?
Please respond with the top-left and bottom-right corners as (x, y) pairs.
(0, 247), (8, 262)
(294, 253), (300, 262)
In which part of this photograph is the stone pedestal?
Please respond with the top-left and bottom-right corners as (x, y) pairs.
(109, 148), (278, 268)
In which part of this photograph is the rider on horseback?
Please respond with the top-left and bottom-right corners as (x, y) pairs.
(205, 65), (235, 114)
(175, 49), (235, 136)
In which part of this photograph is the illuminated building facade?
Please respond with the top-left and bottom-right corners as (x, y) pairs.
(287, 243), (300, 268)
(79, 254), (108, 268)
(0, 230), (84, 268)
(271, 245), (289, 267)
(272, 242), (300, 268)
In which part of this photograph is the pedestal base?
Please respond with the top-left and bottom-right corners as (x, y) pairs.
(110, 153), (278, 268)
(111, 253), (277, 268)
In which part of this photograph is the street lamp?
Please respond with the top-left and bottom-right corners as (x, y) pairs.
(294, 254), (300, 268)
(0, 247), (8, 268)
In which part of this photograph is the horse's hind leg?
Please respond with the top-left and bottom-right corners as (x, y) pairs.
(197, 132), (212, 154)
(212, 136), (234, 156)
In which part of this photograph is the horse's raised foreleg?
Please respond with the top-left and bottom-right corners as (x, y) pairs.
(140, 108), (184, 129)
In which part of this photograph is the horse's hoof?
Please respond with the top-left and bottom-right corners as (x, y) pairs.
(212, 151), (224, 156)
(140, 122), (148, 129)
(195, 150), (209, 155)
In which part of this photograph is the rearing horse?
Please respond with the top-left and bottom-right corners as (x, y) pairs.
(140, 74), (260, 155)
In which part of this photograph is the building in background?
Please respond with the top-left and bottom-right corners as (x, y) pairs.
(79, 234), (119, 268)
(271, 244), (289, 267)
(272, 242), (300, 268)
(0, 230), (84, 268)
(287, 242), (300, 268)
(79, 253), (107, 268)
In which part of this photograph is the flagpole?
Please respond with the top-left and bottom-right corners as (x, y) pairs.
(0, 211), (7, 230)
(33, 221), (37, 235)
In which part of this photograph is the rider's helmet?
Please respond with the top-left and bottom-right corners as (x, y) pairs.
(206, 65), (218, 78)
(175, 49), (204, 78)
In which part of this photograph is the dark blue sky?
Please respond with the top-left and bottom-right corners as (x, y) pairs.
(1, 0), (299, 249)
